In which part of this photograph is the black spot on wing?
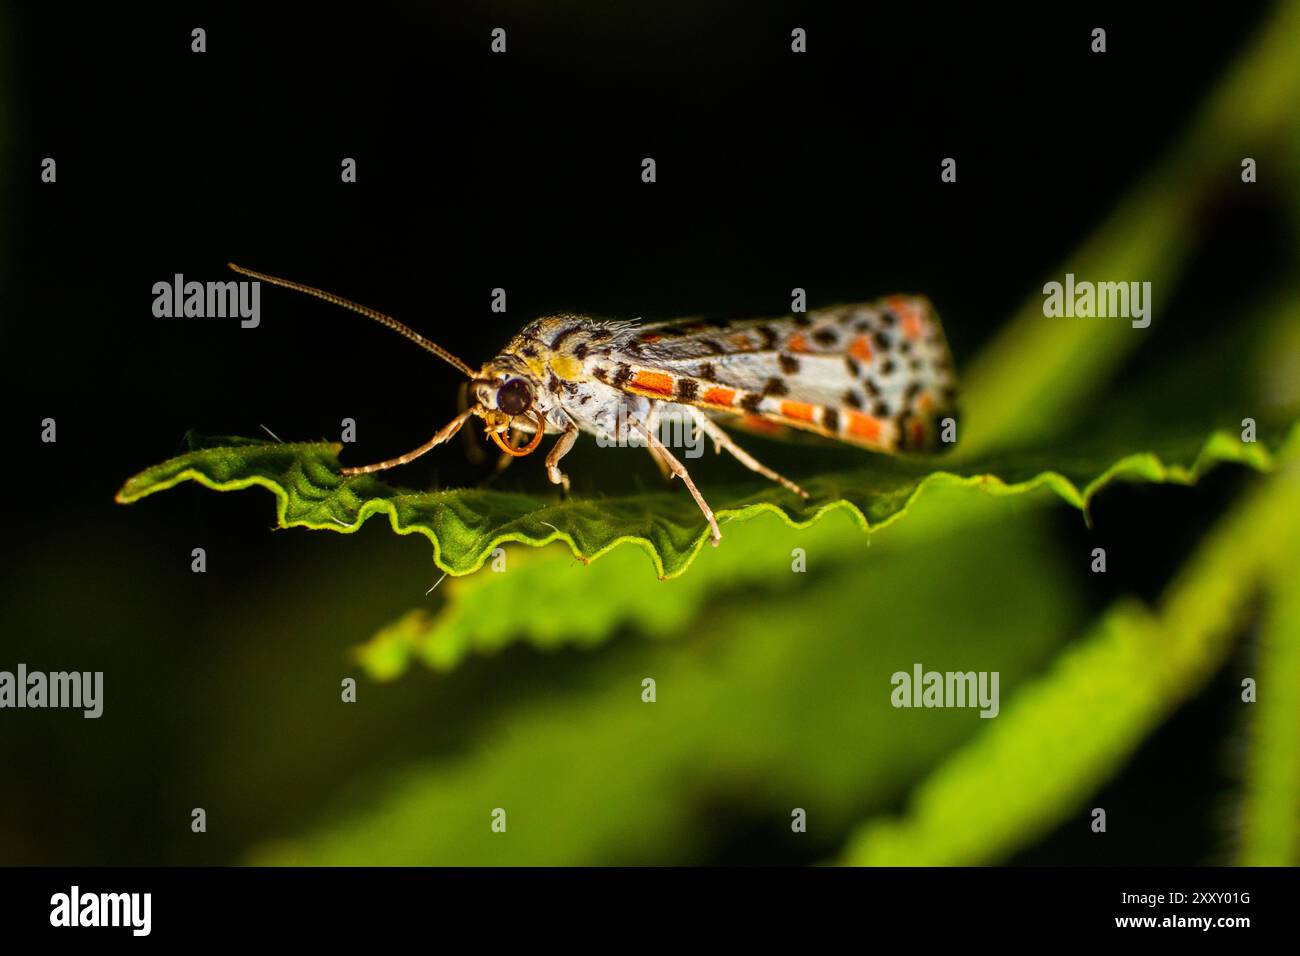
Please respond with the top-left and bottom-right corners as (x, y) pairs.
(762, 376), (788, 396)
(676, 378), (700, 401)
(896, 415), (913, 451)
(779, 354), (800, 374)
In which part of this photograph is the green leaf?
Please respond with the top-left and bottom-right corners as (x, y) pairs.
(115, 426), (1282, 581)
(960, 0), (1300, 454)
(356, 496), (972, 679)
(1238, 542), (1300, 865)
(354, 427), (1286, 679)
(836, 435), (1300, 866)
(249, 496), (1085, 865)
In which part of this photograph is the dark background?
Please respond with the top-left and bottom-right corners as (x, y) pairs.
(0, 1), (1284, 864)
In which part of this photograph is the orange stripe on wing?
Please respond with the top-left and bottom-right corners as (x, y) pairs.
(742, 414), (783, 434)
(850, 335), (873, 362)
(846, 411), (882, 442)
(779, 401), (818, 423)
(887, 295), (926, 341)
(630, 370), (675, 396)
(902, 313), (924, 341)
(702, 386), (737, 407)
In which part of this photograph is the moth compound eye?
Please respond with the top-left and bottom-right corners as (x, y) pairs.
(496, 378), (532, 416)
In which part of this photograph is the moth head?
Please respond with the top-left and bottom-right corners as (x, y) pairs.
(472, 364), (546, 456)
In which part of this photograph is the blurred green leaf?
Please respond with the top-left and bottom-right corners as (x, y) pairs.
(960, 0), (1300, 454)
(355, 480), (1024, 680)
(1238, 537), (1300, 865)
(837, 432), (1300, 866)
(249, 496), (1084, 865)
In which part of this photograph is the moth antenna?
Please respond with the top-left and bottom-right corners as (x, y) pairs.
(227, 263), (476, 378)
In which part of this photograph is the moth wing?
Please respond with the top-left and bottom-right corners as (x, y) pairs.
(618, 296), (957, 452)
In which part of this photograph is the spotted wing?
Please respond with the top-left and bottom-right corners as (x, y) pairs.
(605, 296), (957, 453)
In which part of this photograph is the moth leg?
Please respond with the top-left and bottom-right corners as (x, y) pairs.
(545, 422), (580, 494)
(687, 408), (810, 499)
(646, 444), (673, 482)
(341, 408), (475, 476)
(630, 418), (722, 546)
(642, 404), (674, 482)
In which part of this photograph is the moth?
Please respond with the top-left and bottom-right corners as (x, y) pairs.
(228, 264), (957, 545)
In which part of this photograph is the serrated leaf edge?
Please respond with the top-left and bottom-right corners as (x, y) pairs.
(115, 429), (1279, 580)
